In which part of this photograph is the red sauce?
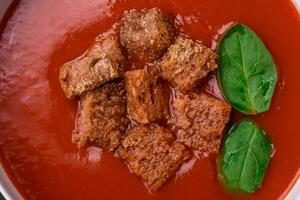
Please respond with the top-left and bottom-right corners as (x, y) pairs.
(0, 0), (300, 199)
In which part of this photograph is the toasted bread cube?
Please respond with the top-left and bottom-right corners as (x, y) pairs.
(159, 36), (217, 91)
(124, 68), (168, 123)
(59, 34), (125, 98)
(120, 8), (176, 61)
(117, 124), (190, 191)
(72, 82), (129, 151)
(169, 91), (231, 155)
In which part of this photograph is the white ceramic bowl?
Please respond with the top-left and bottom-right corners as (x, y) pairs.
(0, 1), (299, 199)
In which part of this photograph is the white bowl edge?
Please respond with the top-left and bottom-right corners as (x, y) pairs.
(0, 0), (299, 200)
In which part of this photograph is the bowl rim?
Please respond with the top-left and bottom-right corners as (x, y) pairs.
(0, 165), (23, 200)
(0, 0), (299, 199)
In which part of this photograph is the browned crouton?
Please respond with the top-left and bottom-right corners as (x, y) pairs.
(124, 68), (168, 124)
(59, 34), (125, 98)
(72, 82), (129, 151)
(159, 36), (217, 92)
(169, 91), (231, 155)
(117, 124), (190, 191)
(120, 8), (176, 61)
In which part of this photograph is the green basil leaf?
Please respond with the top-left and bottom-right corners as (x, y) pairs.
(217, 23), (278, 115)
(219, 120), (273, 193)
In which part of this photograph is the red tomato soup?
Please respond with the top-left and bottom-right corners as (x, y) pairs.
(0, 0), (300, 199)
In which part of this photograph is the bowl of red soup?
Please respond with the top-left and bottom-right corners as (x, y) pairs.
(0, 0), (299, 199)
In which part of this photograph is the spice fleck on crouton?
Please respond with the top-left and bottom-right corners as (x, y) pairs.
(169, 91), (231, 155)
(120, 8), (176, 61)
(59, 34), (125, 98)
(160, 36), (217, 91)
(72, 82), (129, 151)
(117, 124), (190, 191)
(124, 68), (168, 123)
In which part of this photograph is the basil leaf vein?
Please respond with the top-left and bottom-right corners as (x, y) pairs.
(217, 23), (278, 115)
(219, 120), (273, 193)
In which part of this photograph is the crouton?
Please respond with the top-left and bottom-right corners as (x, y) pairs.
(159, 36), (217, 91)
(117, 124), (190, 191)
(59, 34), (125, 98)
(72, 82), (129, 151)
(120, 8), (176, 61)
(124, 68), (168, 123)
(169, 91), (231, 155)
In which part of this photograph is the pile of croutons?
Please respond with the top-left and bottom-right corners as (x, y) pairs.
(59, 8), (231, 191)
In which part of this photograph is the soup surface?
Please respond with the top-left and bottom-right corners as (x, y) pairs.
(0, 0), (300, 199)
